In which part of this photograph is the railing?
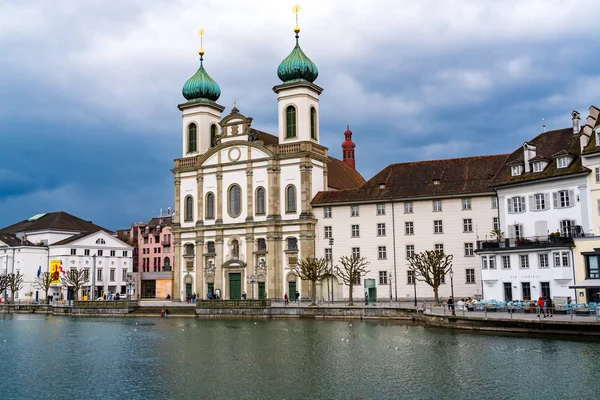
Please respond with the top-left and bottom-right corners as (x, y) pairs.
(196, 299), (271, 308)
(73, 300), (138, 308)
(477, 235), (574, 251)
(174, 156), (199, 168)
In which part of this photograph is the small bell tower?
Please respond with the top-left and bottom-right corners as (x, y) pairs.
(342, 125), (356, 169)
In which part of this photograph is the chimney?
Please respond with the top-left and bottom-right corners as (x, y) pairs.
(572, 110), (581, 135)
(342, 125), (356, 170)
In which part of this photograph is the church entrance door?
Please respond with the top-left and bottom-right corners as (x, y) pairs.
(229, 273), (241, 300)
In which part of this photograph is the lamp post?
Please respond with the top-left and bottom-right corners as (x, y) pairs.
(388, 270), (393, 303)
(329, 238), (334, 303)
(449, 267), (455, 316)
(247, 273), (257, 300)
(412, 270), (417, 307)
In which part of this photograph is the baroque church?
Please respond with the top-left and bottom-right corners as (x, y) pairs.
(171, 24), (364, 301)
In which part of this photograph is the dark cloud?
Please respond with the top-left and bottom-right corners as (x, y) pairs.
(1, 0), (600, 228)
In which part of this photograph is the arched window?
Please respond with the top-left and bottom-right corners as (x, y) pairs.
(163, 257), (171, 271)
(310, 107), (317, 139)
(228, 184), (242, 218)
(207, 241), (215, 253)
(256, 187), (266, 215)
(210, 124), (217, 147)
(184, 243), (194, 256)
(206, 192), (215, 219)
(188, 123), (197, 153)
(185, 196), (194, 221)
(95, 238), (105, 244)
(286, 185), (297, 213)
(231, 239), (240, 258)
(257, 238), (266, 252)
(287, 237), (298, 250)
(285, 106), (296, 138)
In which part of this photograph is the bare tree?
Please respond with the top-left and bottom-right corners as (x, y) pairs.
(291, 257), (330, 306)
(335, 256), (370, 306)
(7, 272), (24, 303)
(0, 274), (8, 297)
(34, 272), (53, 304)
(61, 268), (89, 301)
(407, 250), (453, 305)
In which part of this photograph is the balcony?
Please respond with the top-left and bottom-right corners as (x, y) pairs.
(161, 240), (171, 246)
(476, 235), (574, 252)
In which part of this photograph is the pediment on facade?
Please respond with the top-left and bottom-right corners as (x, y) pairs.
(222, 259), (247, 269)
(195, 141), (273, 167)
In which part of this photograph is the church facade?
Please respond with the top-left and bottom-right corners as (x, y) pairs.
(171, 28), (364, 301)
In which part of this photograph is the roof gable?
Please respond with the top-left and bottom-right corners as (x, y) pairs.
(51, 230), (132, 249)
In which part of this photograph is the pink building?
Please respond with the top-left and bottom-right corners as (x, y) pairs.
(129, 215), (174, 299)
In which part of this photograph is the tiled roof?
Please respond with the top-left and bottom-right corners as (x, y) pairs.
(0, 211), (112, 235)
(491, 128), (588, 187)
(0, 233), (36, 247)
(312, 154), (508, 205)
(582, 116), (600, 155)
(326, 156), (366, 190)
(254, 130), (365, 190)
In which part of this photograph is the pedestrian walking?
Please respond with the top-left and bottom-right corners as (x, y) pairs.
(284, 293), (289, 305)
(295, 290), (300, 304)
(545, 296), (553, 317)
(537, 296), (546, 317)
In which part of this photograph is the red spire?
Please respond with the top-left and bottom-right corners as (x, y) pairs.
(342, 124), (356, 169)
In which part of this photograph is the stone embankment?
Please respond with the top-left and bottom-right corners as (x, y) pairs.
(3, 303), (600, 337)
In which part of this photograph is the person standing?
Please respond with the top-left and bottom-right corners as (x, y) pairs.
(284, 293), (289, 305)
(295, 290), (300, 304)
(537, 296), (546, 317)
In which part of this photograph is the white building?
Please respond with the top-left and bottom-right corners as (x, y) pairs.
(477, 116), (592, 302)
(312, 155), (506, 302)
(171, 27), (364, 301)
(0, 212), (133, 302)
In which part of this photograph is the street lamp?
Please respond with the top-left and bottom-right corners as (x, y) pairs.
(247, 273), (257, 300)
(412, 270), (417, 307)
(329, 238), (334, 303)
(389, 270), (393, 303)
(449, 267), (455, 316)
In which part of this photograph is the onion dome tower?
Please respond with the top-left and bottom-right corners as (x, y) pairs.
(182, 42), (221, 102)
(342, 125), (356, 169)
(178, 29), (225, 157)
(273, 5), (323, 144)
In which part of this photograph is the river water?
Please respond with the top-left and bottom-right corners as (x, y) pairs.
(1, 314), (599, 399)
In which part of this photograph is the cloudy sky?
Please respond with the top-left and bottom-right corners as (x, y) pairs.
(1, 0), (599, 230)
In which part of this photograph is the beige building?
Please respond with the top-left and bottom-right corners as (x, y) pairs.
(572, 236), (600, 304)
(171, 29), (363, 301)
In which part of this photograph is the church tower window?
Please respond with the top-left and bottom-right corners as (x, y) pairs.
(286, 106), (296, 138)
(206, 192), (215, 219)
(187, 123), (197, 153)
(310, 107), (317, 139)
(286, 185), (297, 213)
(228, 184), (242, 218)
(256, 187), (266, 215)
(184, 195), (194, 221)
(210, 124), (217, 147)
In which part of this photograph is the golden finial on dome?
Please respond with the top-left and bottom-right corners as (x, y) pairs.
(293, 5), (301, 35)
(198, 28), (205, 57)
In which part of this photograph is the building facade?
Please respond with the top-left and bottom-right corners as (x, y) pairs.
(0, 212), (133, 302)
(312, 156), (506, 302)
(171, 27), (364, 301)
(477, 118), (593, 302)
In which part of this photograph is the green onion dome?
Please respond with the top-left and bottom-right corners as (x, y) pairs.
(182, 55), (221, 102)
(277, 34), (318, 84)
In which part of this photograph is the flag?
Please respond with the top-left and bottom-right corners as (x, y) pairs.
(59, 260), (65, 274)
(50, 260), (62, 284)
(37, 266), (41, 277)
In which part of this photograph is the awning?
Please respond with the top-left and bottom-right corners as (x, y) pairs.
(569, 279), (600, 289)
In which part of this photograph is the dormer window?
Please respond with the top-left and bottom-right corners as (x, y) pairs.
(511, 165), (523, 176)
(557, 157), (569, 169)
(532, 162), (545, 173)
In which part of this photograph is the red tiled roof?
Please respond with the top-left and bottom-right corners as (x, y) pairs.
(312, 154), (508, 205)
